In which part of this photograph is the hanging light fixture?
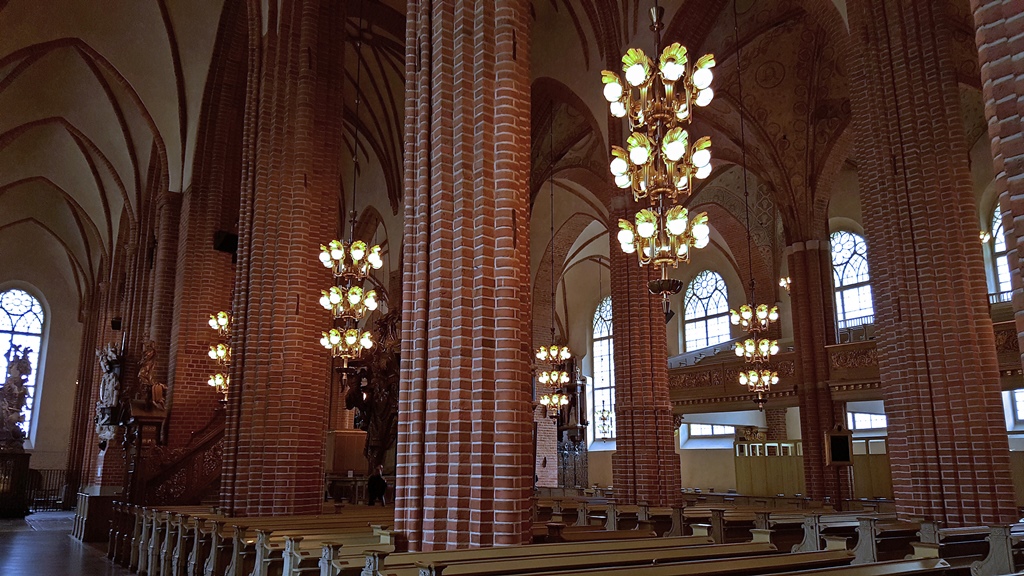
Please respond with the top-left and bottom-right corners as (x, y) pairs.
(318, 0), (383, 367)
(602, 2), (715, 312)
(726, 0), (778, 411)
(779, 276), (792, 293)
(536, 104), (575, 417)
(206, 311), (231, 400)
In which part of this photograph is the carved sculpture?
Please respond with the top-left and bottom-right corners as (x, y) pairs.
(138, 340), (167, 410)
(0, 344), (32, 452)
(344, 310), (400, 469)
(95, 343), (121, 445)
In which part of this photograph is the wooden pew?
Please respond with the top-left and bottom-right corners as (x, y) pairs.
(793, 513), (896, 553)
(222, 512), (392, 576)
(909, 522), (991, 567)
(430, 549), (855, 576)
(413, 541), (778, 576)
(970, 524), (1024, 576)
(249, 524), (391, 576)
(768, 558), (951, 576)
(357, 535), (718, 576)
(852, 517), (920, 564)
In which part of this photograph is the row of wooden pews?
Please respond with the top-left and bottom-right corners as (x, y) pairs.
(355, 535), (951, 576)
(106, 500), (393, 576)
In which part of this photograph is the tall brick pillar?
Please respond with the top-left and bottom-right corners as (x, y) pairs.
(787, 241), (851, 506)
(397, 0), (533, 550)
(848, 0), (1015, 524)
(970, 1), (1024, 360)
(150, 191), (181, 390)
(608, 202), (682, 508)
(219, 0), (343, 516)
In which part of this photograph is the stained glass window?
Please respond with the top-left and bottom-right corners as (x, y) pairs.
(683, 271), (730, 351)
(0, 289), (44, 437)
(831, 231), (874, 329)
(592, 296), (615, 439)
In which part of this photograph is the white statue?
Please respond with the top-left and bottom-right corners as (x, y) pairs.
(0, 344), (32, 452)
(94, 343), (121, 446)
(96, 343), (120, 407)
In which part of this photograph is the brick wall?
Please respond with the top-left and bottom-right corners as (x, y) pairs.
(397, 0), (533, 550)
(765, 408), (787, 441)
(219, 0), (342, 517)
(848, 0), (1015, 525)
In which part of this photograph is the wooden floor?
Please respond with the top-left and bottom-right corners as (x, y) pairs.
(0, 511), (130, 576)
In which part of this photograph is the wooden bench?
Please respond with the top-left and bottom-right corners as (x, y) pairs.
(357, 535), (718, 576)
(793, 513), (896, 553)
(252, 524), (393, 576)
(437, 549), (855, 576)
(852, 517), (921, 564)
(768, 558), (951, 576)
(413, 541), (778, 576)
(971, 524), (1024, 576)
(909, 522), (991, 567)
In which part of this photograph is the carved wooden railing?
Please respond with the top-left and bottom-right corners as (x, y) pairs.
(140, 409), (225, 505)
(669, 321), (1024, 409)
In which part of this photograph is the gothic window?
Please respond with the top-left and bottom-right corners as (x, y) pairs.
(0, 289), (44, 437)
(992, 207), (1012, 300)
(592, 296), (615, 439)
(683, 270), (730, 352)
(831, 231), (874, 329)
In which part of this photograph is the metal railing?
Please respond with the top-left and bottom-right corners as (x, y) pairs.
(27, 469), (65, 511)
(989, 291), (1012, 305)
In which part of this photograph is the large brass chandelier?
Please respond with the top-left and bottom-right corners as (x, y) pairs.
(207, 311), (231, 400)
(727, 1), (778, 411)
(317, 1), (382, 368)
(603, 4), (715, 309)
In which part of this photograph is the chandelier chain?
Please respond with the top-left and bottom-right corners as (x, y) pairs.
(549, 103), (556, 344)
(733, 0), (754, 303)
(347, 0), (368, 243)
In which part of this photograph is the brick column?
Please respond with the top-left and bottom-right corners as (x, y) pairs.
(397, 0), (533, 550)
(848, 0), (1015, 524)
(970, 1), (1024, 362)
(220, 0), (343, 516)
(608, 205), (682, 508)
(150, 191), (181, 392)
(765, 408), (787, 442)
(787, 241), (851, 506)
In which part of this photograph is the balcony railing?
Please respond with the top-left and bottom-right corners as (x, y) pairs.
(990, 291), (1012, 305)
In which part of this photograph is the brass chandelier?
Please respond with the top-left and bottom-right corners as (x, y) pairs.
(206, 311), (231, 400)
(726, 0), (778, 411)
(318, 1), (382, 367)
(603, 3), (715, 309)
(536, 107), (574, 418)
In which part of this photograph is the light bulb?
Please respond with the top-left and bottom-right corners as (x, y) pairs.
(610, 101), (627, 118)
(360, 333), (373, 349)
(667, 214), (687, 236)
(621, 242), (636, 254)
(661, 61), (685, 82)
(695, 87), (714, 107)
(603, 81), (623, 102)
(769, 307), (779, 321)
(692, 222), (710, 240)
(677, 243), (689, 257)
(610, 156), (629, 176)
(365, 291), (378, 311)
(625, 63), (647, 87)
(692, 149), (711, 168)
(696, 163), (712, 179)
(629, 145), (650, 165)
(636, 221), (656, 239)
(331, 248), (344, 261)
(692, 68), (713, 90)
(344, 330), (358, 346)
(614, 174), (631, 189)
(350, 241), (366, 262)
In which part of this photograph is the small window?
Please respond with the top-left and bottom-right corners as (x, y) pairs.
(1013, 390), (1024, 423)
(991, 207), (1012, 301)
(831, 231), (874, 329)
(683, 271), (730, 352)
(846, 412), (887, 430)
(690, 424), (736, 437)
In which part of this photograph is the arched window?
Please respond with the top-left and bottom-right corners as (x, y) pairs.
(992, 207), (1012, 300)
(683, 271), (730, 352)
(831, 231), (874, 328)
(0, 289), (44, 437)
(592, 296), (615, 439)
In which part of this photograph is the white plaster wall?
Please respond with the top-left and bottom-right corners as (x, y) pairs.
(0, 228), (83, 470)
